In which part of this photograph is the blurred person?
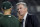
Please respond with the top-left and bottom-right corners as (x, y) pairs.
(0, 1), (19, 27)
(16, 2), (39, 27)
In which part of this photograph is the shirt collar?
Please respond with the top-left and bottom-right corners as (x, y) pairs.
(23, 12), (28, 21)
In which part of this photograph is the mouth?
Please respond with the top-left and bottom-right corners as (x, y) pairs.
(18, 11), (20, 14)
(19, 12), (20, 14)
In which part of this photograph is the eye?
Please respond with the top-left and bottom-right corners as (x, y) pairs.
(20, 7), (22, 9)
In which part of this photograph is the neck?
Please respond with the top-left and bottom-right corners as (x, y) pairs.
(4, 11), (11, 15)
(19, 11), (28, 22)
(23, 11), (28, 17)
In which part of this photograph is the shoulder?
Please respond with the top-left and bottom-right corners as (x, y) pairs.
(11, 15), (19, 24)
(28, 13), (35, 16)
(28, 14), (37, 20)
(0, 14), (4, 19)
(27, 13), (37, 19)
(11, 15), (19, 21)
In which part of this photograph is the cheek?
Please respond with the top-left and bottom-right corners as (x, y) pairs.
(21, 10), (24, 13)
(20, 9), (25, 13)
(20, 9), (23, 12)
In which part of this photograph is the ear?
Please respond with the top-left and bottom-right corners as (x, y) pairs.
(10, 8), (12, 10)
(25, 8), (27, 10)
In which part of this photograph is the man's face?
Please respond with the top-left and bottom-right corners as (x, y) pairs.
(17, 4), (27, 16)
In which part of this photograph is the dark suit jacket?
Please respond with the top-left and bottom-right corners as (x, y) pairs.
(19, 14), (39, 27)
(25, 14), (39, 27)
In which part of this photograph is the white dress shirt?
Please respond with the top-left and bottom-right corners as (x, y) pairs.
(23, 12), (28, 27)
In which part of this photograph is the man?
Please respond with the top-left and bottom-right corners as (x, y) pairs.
(16, 2), (39, 27)
(0, 1), (19, 27)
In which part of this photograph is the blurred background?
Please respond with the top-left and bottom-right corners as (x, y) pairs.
(0, 0), (40, 27)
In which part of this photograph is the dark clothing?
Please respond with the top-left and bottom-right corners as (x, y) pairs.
(0, 13), (4, 18)
(20, 14), (39, 27)
(25, 14), (39, 27)
(0, 15), (19, 27)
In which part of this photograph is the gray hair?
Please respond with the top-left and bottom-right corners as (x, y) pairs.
(16, 2), (27, 8)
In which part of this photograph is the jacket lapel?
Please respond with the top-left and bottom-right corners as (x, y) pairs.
(25, 14), (29, 27)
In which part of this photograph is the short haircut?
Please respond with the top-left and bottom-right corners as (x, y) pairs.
(2, 1), (12, 10)
(16, 2), (27, 8)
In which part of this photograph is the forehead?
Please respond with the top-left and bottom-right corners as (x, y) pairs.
(17, 4), (24, 8)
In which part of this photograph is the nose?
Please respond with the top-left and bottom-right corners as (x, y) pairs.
(18, 9), (20, 13)
(18, 9), (20, 11)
